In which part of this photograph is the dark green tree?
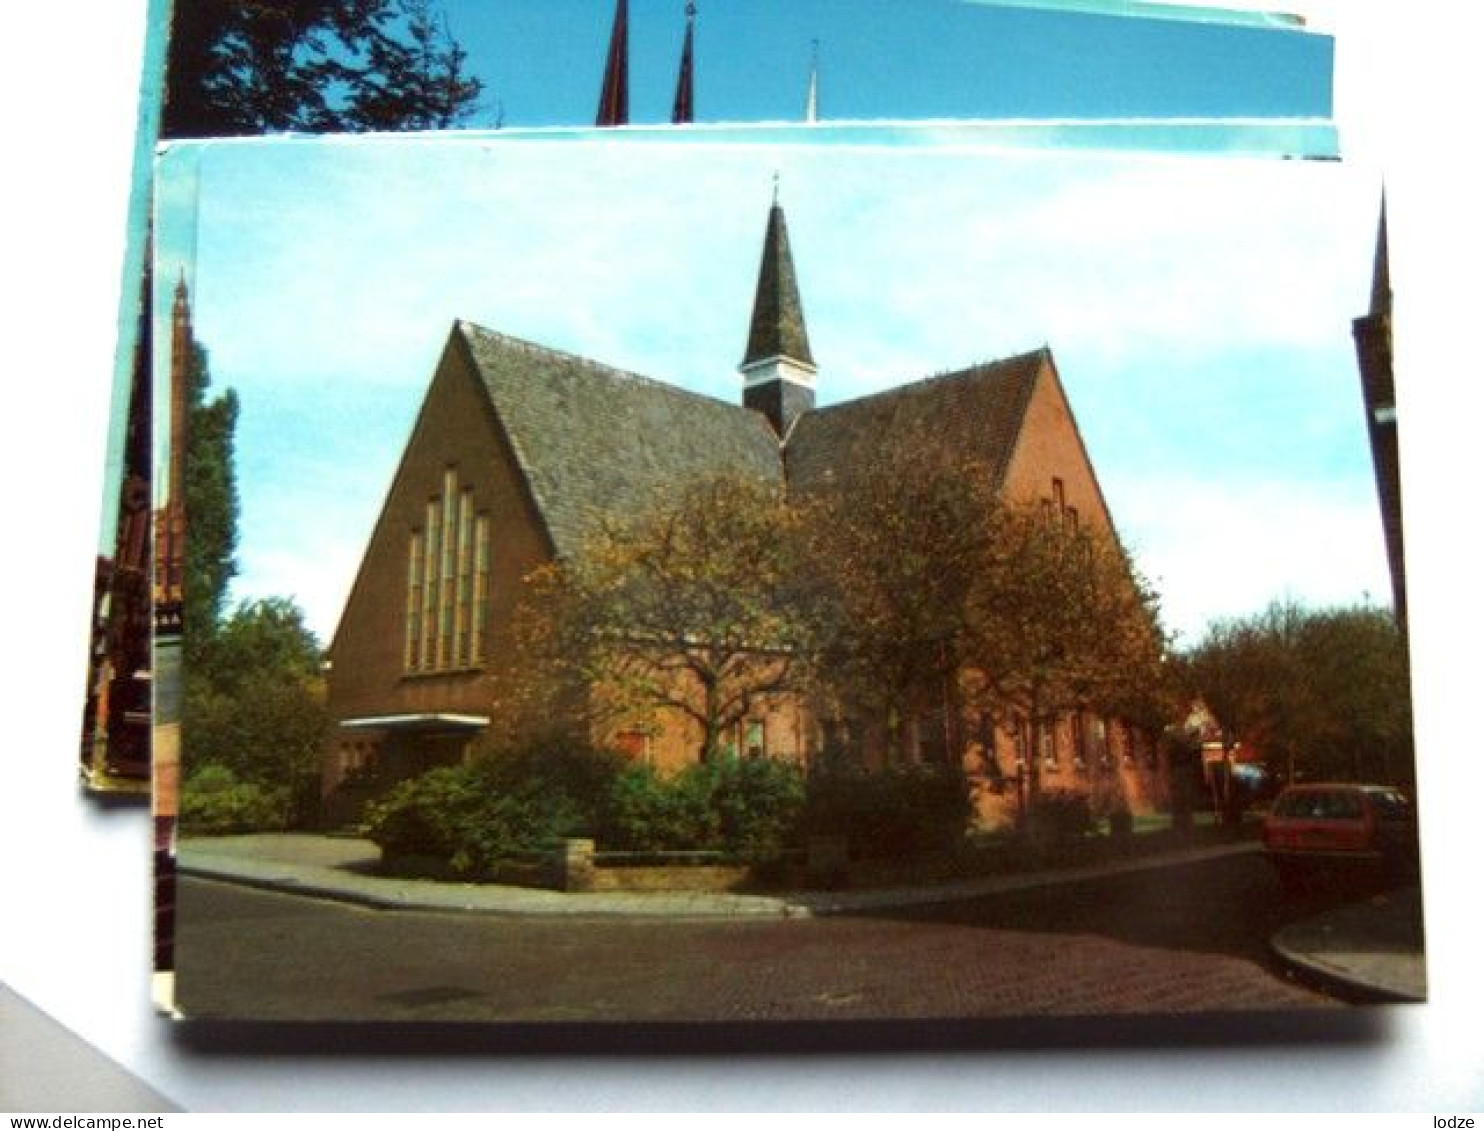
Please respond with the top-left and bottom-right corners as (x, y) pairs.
(177, 333), (329, 829)
(200, 596), (323, 688)
(1183, 600), (1414, 789)
(186, 598), (329, 827)
(1290, 604), (1414, 786)
(346, 0), (482, 130)
(182, 339), (240, 670)
(162, 0), (484, 138)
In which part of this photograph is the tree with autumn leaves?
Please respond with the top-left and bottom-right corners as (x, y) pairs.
(492, 443), (1174, 818)
(797, 443), (998, 768)
(961, 505), (1169, 811)
(799, 440), (1169, 809)
(491, 474), (817, 763)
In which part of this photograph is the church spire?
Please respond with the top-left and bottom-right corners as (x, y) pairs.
(1370, 194), (1391, 316)
(740, 187), (817, 437)
(596, 0), (629, 127)
(168, 272), (193, 510)
(671, 2), (696, 125)
(804, 39), (820, 123)
(155, 271), (193, 624)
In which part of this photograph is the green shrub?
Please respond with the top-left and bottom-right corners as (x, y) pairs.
(476, 739), (628, 803)
(805, 763), (971, 859)
(598, 758), (806, 862)
(362, 765), (480, 865)
(180, 763), (291, 835)
(1030, 788), (1094, 843)
(364, 744), (624, 876)
(599, 764), (718, 853)
(710, 757), (806, 860)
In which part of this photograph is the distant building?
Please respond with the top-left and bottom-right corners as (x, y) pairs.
(79, 274), (159, 790)
(80, 269), (192, 790)
(1351, 202), (1405, 629)
(596, 0), (699, 127)
(154, 275), (191, 635)
(322, 196), (1160, 826)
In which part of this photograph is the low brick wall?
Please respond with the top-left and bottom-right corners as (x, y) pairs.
(383, 838), (839, 893)
(589, 863), (753, 893)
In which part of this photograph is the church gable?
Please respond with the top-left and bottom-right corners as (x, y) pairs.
(327, 326), (553, 724)
(997, 351), (1119, 536)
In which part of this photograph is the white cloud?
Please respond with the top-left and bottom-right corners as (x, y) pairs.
(1113, 473), (1391, 645)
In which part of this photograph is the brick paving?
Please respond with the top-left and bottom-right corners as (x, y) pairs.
(173, 852), (1342, 1022)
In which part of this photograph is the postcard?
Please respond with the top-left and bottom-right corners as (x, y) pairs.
(155, 130), (1419, 1022)
(160, 0), (1336, 134)
(79, 0), (1338, 794)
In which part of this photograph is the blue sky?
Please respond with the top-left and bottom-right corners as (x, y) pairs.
(98, 0), (1336, 548)
(154, 131), (1384, 648)
(438, 0), (1332, 127)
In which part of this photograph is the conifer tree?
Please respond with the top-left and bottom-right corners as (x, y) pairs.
(162, 0), (484, 138)
(181, 339), (238, 669)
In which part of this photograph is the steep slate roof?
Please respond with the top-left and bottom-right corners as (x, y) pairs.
(457, 321), (781, 558)
(458, 320), (1050, 558)
(784, 350), (1048, 494)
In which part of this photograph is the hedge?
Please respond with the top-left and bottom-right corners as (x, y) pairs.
(180, 763), (292, 835)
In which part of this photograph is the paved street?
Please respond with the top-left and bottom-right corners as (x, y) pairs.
(173, 850), (1360, 1021)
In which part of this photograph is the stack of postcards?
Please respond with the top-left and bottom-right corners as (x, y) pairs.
(78, 0), (1421, 1039)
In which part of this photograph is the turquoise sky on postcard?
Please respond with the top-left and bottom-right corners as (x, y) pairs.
(438, 0), (1331, 127)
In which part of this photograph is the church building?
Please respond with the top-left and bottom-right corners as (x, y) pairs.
(321, 193), (1159, 826)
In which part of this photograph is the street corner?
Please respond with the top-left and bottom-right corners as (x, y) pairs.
(1271, 885), (1426, 1003)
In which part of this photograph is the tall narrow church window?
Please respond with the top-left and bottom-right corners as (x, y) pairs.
(408, 468), (489, 674)
(420, 498), (440, 669)
(472, 514), (491, 663)
(453, 488), (474, 666)
(405, 532), (425, 670)
(438, 468), (458, 667)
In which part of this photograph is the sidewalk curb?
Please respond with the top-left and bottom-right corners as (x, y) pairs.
(177, 839), (1260, 920)
(1269, 893), (1427, 1004)
(177, 859), (804, 918)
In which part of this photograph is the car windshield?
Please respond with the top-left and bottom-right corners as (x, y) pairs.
(1273, 789), (1364, 820)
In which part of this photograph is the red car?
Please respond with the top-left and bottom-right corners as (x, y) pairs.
(1262, 782), (1418, 888)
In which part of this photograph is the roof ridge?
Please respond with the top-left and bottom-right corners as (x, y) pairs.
(806, 346), (1049, 416)
(458, 319), (744, 414)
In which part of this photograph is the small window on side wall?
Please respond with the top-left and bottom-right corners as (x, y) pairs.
(745, 720), (765, 759)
